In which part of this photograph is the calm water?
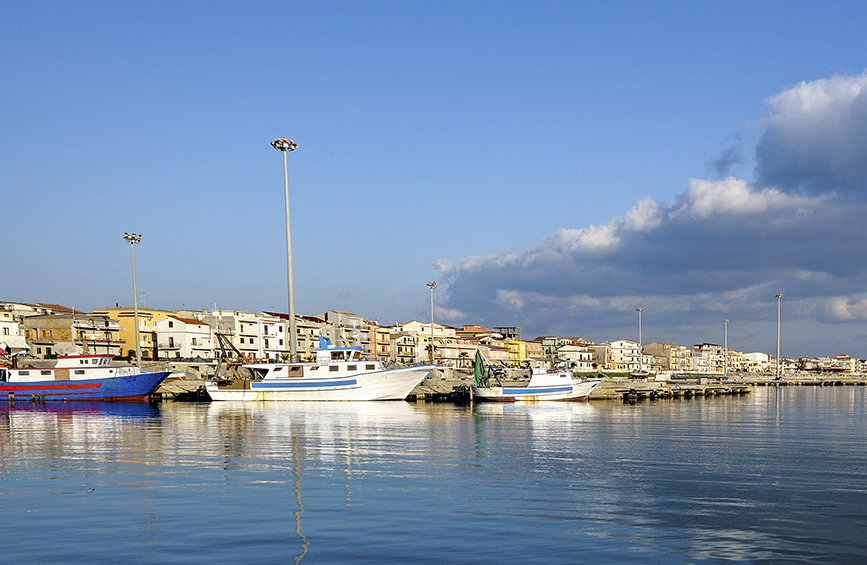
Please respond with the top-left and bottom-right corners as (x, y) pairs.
(2, 387), (867, 564)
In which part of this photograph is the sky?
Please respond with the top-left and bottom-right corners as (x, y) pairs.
(3, 2), (867, 357)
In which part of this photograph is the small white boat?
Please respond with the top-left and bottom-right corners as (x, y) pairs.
(471, 351), (600, 402)
(205, 338), (432, 401)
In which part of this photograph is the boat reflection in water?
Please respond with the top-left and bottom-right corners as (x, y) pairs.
(205, 401), (427, 563)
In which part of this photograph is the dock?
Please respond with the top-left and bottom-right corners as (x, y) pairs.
(151, 372), (867, 403)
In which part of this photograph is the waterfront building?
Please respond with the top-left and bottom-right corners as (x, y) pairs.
(586, 343), (613, 370)
(201, 310), (262, 361)
(396, 320), (456, 364)
(365, 321), (392, 363)
(155, 315), (214, 360)
(504, 339), (527, 365)
(644, 342), (692, 372)
(493, 326), (522, 340)
(92, 307), (178, 361)
(435, 338), (477, 368)
(0, 307), (28, 355)
(609, 340), (641, 372)
(22, 313), (123, 358)
(726, 348), (745, 373)
(525, 339), (545, 363)
(556, 343), (596, 372)
(742, 352), (771, 373)
(693, 343), (726, 373)
(690, 349), (712, 373)
(315, 310), (369, 353)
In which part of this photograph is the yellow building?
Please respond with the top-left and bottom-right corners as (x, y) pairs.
(505, 339), (527, 365)
(91, 307), (176, 360)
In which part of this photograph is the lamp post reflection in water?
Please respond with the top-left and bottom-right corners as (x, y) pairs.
(292, 434), (309, 564)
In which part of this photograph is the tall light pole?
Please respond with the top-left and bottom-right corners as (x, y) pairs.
(427, 282), (437, 364)
(723, 319), (729, 378)
(636, 307), (643, 372)
(271, 138), (299, 361)
(123, 232), (142, 368)
(775, 294), (783, 379)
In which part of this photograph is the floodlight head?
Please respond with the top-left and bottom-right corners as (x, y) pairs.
(271, 138), (298, 152)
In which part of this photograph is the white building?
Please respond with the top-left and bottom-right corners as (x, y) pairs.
(742, 352), (771, 373)
(609, 340), (641, 372)
(556, 344), (596, 372)
(0, 308), (28, 355)
(156, 315), (214, 360)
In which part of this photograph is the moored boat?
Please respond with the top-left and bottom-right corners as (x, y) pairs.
(0, 354), (171, 402)
(471, 351), (600, 402)
(205, 337), (432, 401)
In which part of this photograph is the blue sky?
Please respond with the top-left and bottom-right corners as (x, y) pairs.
(4, 2), (867, 357)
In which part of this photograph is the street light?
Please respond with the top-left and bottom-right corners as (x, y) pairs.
(723, 319), (729, 378)
(775, 294), (783, 379)
(123, 232), (142, 368)
(427, 282), (437, 364)
(636, 307), (643, 372)
(271, 138), (299, 361)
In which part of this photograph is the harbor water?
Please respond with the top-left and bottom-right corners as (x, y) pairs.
(2, 387), (867, 564)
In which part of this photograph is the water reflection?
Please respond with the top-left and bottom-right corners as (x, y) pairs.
(2, 391), (867, 563)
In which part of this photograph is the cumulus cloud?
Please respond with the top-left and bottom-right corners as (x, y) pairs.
(755, 73), (867, 194)
(820, 297), (867, 322)
(436, 73), (867, 355)
(669, 177), (817, 220)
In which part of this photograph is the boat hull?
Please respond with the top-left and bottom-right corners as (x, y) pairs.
(0, 371), (171, 402)
(473, 379), (601, 402)
(205, 365), (432, 401)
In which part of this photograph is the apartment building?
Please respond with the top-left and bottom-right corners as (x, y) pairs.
(155, 315), (214, 360)
(22, 313), (123, 358)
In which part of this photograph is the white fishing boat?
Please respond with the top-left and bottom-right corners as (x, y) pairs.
(205, 337), (432, 401)
(471, 351), (600, 402)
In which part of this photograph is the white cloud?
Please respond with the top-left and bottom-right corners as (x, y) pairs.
(669, 177), (817, 220)
(623, 196), (663, 232)
(821, 297), (867, 322)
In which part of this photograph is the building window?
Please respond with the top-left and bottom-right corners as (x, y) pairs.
(168, 321), (174, 328)
(192, 338), (197, 345)
(240, 338), (245, 344)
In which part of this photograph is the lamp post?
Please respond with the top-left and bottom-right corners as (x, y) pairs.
(427, 282), (437, 364)
(123, 232), (142, 367)
(775, 294), (783, 379)
(271, 138), (299, 361)
(723, 319), (729, 378)
(636, 307), (643, 372)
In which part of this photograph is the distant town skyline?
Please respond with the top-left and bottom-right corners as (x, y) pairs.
(4, 3), (867, 357)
